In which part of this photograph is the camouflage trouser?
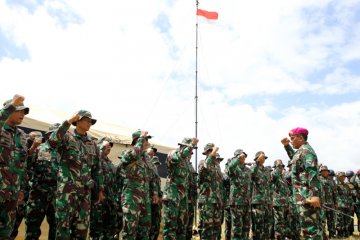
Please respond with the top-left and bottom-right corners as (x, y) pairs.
(324, 207), (336, 237)
(149, 202), (162, 240)
(230, 205), (250, 240)
(90, 200), (118, 240)
(289, 204), (301, 240)
(122, 196), (151, 240)
(265, 204), (274, 238)
(56, 190), (91, 240)
(346, 207), (354, 234)
(10, 201), (26, 239)
(25, 188), (56, 240)
(355, 204), (360, 232)
(0, 199), (18, 239)
(336, 207), (348, 237)
(186, 200), (196, 240)
(273, 206), (290, 239)
(297, 204), (322, 240)
(251, 204), (266, 240)
(198, 202), (222, 240)
(223, 207), (231, 240)
(162, 197), (188, 240)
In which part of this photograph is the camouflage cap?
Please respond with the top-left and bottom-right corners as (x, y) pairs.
(320, 165), (329, 172)
(336, 171), (345, 178)
(131, 130), (152, 145)
(202, 143), (215, 155)
(254, 151), (268, 161)
(45, 123), (61, 135)
(178, 137), (193, 148)
(152, 156), (161, 165)
(234, 149), (247, 157)
(215, 153), (224, 161)
(3, 99), (29, 115)
(97, 136), (114, 147)
(273, 159), (285, 168)
(266, 166), (273, 172)
(72, 110), (97, 126)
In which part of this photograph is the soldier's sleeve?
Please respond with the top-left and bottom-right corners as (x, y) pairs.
(227, 157), (239, 175)
(121, 137), (145, 167)
(303, 151), (321, 196)
(284, 144), (295, 160)
(204, 155), (215, 168)
(0, 103), (16, 127)
(48, 120), (70, 149)
(149, 164), (158, 198)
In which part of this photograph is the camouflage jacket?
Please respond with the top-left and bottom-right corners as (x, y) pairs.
(350, 176), (360, 205)
(285, 143), (321, 205)
(100, 155), (117, 204)
(147, 155), (162, 199)
(163, 146), (193, 202)
(226, 157), (251, 206)
(187, 161), (198, 204)
(271, 168), (290, 207)
(250, 163), (269, 205)
(48, 120), (104, 193)
(198, 155), (223, 205)
(0, 104), (28, 201)
(28, 142), (60, 192)
(319, 175), (337, 206)
(336, 181), (353, 208)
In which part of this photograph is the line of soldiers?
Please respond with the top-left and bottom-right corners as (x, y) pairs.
(1, 95), (360, 240)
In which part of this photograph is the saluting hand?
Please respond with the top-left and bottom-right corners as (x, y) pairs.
(68, 113), (81, 125)
(12, 94), (25, 107)
(281, 137), (290, 146)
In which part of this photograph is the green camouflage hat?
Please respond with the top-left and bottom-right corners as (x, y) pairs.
(202, 143), (215, 155)
(178, 137), (193, 147)
(72, 110), (97, 126)
(234, 149), (247, 157)
(97, 137), (114, 147)
(272, 159), (285, 168)
(336, 171), (345, 178)
(320, 165), (329, 172)
(254, 151), (268, 161)
(215, 153), (224, 161)
(3, 99), (29, 115)
(45, 123), (61, 135)
(152, 156), (161, 165)
(131, 130), (152, 145)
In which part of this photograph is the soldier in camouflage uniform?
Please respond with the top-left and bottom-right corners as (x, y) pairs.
(147, 145), (163, 240)
(350, 170), (360, 232)
(318, 165), (337, 238)
(265, 165), (275, 239)
(345, 170), (356, 236)
(225, 149), (251, 240)
(198, 143), (223, 240)
(186, 151), (198, 240)
(335, 171), (353, 238)
(48, 110), (105, 240)
(90, 137), (118, 240)
(281, 127), (323, 239)
(114, 150), (126, 238)
(271, 159), (290, 240)
(0, 95), (29, 239)
(250, 151), (269, 239)
(119, 130), (154, 240)
(222, 159), (231, 240)
(162, 137), (197, 240)
(11, 130), (43, 239)
(24, 124), (61, 240)
(214, 153), (225, 240)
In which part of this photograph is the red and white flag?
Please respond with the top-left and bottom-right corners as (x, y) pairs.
(196, 8), (218, 20)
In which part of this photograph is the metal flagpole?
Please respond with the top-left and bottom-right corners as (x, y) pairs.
(194, 0), (199, 233)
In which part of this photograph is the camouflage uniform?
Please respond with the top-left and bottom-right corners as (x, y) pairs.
(119, 131), (153, 240)
(350, 173), (360, 232)
(265, 165), (274, 239)
(0, 101), (29, 239)
(271, 160), (291, 239)
(284, 142), (323, 239)
(214, 153), (225, 240)
(162, 138), (194, 240)
(186, 158), (198, 240)
(318, 166), (337, 238)
(250, 151), (269, 240)
(25, 124), (61, 240)
(149, 155), (162, 240)
(48, 111), (104, 240)
(222, 160), (231, 240)
(114, 156), (125, 237)
(198, 143), (223, 240)
(90, 138), (118, 240)
(345, 172), (356, 236)
(225, 149), (251, 240)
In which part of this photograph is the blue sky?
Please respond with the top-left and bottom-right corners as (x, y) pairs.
(1, 0), (360, 171)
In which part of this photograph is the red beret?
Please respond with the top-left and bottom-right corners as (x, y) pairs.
(289, 127), (308, 136)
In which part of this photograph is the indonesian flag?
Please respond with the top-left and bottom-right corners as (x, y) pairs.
(196, 8), (218, 20)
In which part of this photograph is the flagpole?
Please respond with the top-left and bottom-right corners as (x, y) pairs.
(194, 0), (199, 233)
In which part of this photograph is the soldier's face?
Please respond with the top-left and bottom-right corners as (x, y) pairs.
(321, 170), (329, 177)
(6, 110), (25, 126)
(290, 134), (304, 149)
(77, 117), (92, 132)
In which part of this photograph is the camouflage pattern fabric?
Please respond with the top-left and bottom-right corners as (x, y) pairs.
(0, 104), (28, 238)
(222, 162), (231, 240)
(48, 120), (104, 240)
(336, 178), (353, 237)
(186, 161), (197, 240)
(148, 156), (162, 240)
(319, 174), (337, 237)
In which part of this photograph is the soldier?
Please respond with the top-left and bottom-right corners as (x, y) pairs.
(11, 131), (43, 239)
(281, 127), (323, 239)
(162, 137), (197, 240)
(345, 170), (356, 236)
(335, 171), (353, 238)
(225, 149), (251, 240)
(186, 151), (198, 240)
(265, 165), (275, 239)
(250, 151), (269, 239)
(48, 110), (104, 239)
(271, 159), (290, 240)
(0, 94), (29, 239)
(351, 170), (360, 233)
(90, 137), (118, 239)
(25, 124), (61, 240)
(114, 150), (126, 238)
(222, 159), (231, 240)
(119, 130), (153, 240)
(198, 143), (223, 239)
(319, 165), (337, 239)
(148, 145), (163, 240)
(214, 153), (225, 240)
